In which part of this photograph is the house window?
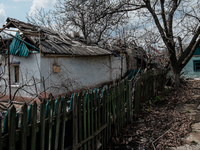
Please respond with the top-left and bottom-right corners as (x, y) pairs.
(14, 66), (19, 83)
(193, 60), (200, 72)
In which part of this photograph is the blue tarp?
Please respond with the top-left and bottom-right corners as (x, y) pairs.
(9, 32), (29, 57)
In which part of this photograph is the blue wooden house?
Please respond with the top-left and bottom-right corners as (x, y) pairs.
(182, 45), (200, 78)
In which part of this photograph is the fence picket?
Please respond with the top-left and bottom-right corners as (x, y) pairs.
(134, 78), (140, 114)
(128, 81), (132, 122)
(87, 92), (91, 150)
(122, 80), (125, 126)
(31, 101), (37, 150)
(125, 79), (129, 122)
(104, 88), (108, 145)
(119, 82), (122, 129)
(105, 88), (110, 143)
(27, 105), (32, 125)
(48, 100), (53, 150)
(112, 84), (117, 136)
(90, 91), (95, 150)
(54, 96), (61, 150)
(94, 90), (98, 149)
(108, 85), (112, 139)
(40, 100), (46, 150)
(73, 94), (78, 149)
(8, 105), (16, 150)
(97, 89), (101, 149)
(101, 89), (106, 150)
(3, 110), (8, 134)
(83, 92), (87, 150)
(78, 94), (83, 150)
(20, 103), (27, 150)
(61, 95), (67, 150)
(116, 83), (120, 133)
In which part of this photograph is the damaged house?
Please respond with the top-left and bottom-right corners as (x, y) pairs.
(182, 44), (200, 78)
(102, 39), (148, 71)
(0, 18), (127, 99)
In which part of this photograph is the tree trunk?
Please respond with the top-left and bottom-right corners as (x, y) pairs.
(171, 69), (181, 86)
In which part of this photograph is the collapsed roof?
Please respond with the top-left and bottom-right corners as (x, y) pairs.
(0, 17), (113, 57)
(102, 39), (148, 59)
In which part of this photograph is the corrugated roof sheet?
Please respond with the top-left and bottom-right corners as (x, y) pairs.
(3, 17), (113, 56)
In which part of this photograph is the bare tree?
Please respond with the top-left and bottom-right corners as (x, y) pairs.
(116, 0), (200, 85)
(26, 0), (129, 44)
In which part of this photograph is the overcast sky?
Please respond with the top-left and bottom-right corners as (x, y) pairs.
(0, 0), (56, 28)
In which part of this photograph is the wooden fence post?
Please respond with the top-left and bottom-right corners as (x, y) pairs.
(8, 105), (16, 150)
(94, 90), (98, 149)
(83, 92), (87, 150)
(125, 79), (129, 123)
(61, 96), (67, 150)
(134, 78), (140, 114)
(40, 100), (46, 150)
(48, 100), (53, 150)
(90, 91), (94, 150)
(78, 94), (83, 150)
(119, 82), (122, 129)
(102, 89), (106, 150)
(87, 92), (91, 150)
(105, 87), (110, 143)
(73, 94), (78, 149)
(108, 85), (112, 139)
(153, 69), (156, 96)
(20, 103), (27, 150)
(54, 96), (61, 150)
(31, 101), (37, 150)
(112, 84), (117, 136)
(97, 90), (101, 149)
(128, 80), (132, 122)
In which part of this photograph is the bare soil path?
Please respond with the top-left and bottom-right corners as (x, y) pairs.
(107, 79), (200, 150)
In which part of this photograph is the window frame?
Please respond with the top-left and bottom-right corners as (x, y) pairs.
(14, 65), (19, 83)
(10, 62), (20, 85)
(193, 60), (200, 72)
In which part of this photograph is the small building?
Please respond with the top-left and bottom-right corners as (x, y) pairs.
(182, 45), (200, 78)
(0, 17), (127, 99)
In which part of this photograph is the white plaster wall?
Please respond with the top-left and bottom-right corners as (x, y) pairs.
(0, 53), (41, 98)
(0, 54), (127, 98)
(40, 55), (126, 95)
(111, 56), (122, 80)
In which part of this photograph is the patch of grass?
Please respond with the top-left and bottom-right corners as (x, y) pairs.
(155, 95), (161, 103)
(192, 129), (196, 132)
(147, 106), (150, 112)
(186, 110), (191, 113)
(191, 140), (198, 145)
(164, 88), (169, 95)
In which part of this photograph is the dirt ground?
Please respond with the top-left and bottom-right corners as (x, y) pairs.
(107, 79), (200, 150)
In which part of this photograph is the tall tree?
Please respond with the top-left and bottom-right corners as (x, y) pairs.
(27, 0), (129, 44)
(119, 0), (200, 85)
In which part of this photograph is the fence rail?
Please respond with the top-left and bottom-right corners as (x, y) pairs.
(0, 69), (167, 150)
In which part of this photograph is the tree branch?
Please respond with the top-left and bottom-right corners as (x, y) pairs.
(160, 0), (169, 34)
(178, 25), (200, 66)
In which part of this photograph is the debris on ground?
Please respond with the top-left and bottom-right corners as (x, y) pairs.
(107, 79), (200, 150)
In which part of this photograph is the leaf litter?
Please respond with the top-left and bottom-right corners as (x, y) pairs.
(107, 79), (200, 149)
